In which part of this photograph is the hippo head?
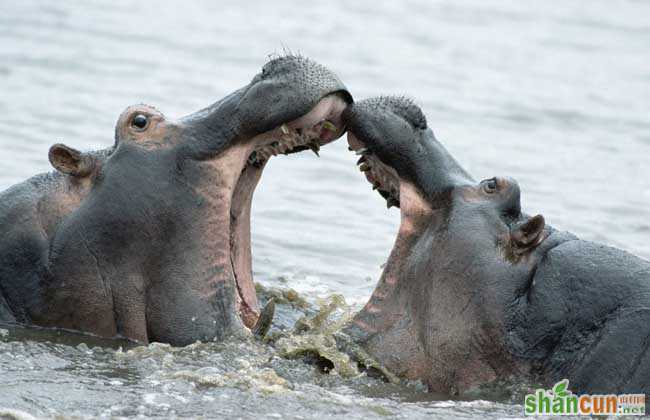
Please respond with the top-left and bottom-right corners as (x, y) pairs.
(343, 97), (549, 394)
(40, 56), (351, 345)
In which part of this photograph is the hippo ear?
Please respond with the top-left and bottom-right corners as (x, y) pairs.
(511, 214), (545, 254)
(49, 144), (94, 177)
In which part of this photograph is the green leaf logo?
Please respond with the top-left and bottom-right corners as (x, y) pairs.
(552, 379), (569, 397)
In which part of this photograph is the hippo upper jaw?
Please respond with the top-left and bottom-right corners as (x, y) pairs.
(343, 98), (474, 220)
(344, 101), (466, 239)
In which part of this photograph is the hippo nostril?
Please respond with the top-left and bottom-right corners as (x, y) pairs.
(131, 114), (149, 130)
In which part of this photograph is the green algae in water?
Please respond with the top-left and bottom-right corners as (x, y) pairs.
(255, 282), (310, 310)
(274, 293), (399, 383)
(333, 332), (400, 384)
(293, 293), (348, 335)
(277, 333), (359, 378)
(275, 294), (358, 377)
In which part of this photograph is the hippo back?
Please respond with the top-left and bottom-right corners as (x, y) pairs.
(508, 236), (650, 394)
(0, 174), (55, 323)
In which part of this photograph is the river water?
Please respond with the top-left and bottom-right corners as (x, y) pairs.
(0, 1), (648, 418)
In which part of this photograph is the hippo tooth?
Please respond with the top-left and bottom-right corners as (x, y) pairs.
(280, 124), (290, 135)
(356, 148), (369, 156)
(252, 298), (275, 339)
(386, 197), (399, 208)
(308, 142), (320, 156)
(359, 163), (371, 172)
(280, 136), (293, 148)
(322, 120), (337, 132)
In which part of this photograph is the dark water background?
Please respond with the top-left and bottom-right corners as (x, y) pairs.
(0, 0), (648, 418)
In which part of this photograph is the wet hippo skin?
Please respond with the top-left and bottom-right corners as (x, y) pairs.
(0, 55), (352, 345)
(342, 96), (650, 396)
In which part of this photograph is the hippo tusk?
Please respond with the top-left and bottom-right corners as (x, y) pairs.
(321, 120), (337, 132)
(386, 197), (399, 209)
(308, 141), (320, 157)
(252, 298), (275, 339)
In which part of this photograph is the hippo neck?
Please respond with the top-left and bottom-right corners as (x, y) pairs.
(350, 181), (441, 341)
(172, 142), (262, 328)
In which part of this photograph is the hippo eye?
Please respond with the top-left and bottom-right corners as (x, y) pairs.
(482, 177), (498, 194)
(131, 114), (149, 130)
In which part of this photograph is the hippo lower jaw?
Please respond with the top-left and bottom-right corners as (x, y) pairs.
(223, 93), (348, 329)
(345, 132), (432, 340)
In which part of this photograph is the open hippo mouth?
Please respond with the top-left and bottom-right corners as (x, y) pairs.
(225, 92), (349, 329)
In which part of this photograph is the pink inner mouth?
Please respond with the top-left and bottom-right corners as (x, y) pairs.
(228, 93), (348, 329)
(345, 131), (433, 339)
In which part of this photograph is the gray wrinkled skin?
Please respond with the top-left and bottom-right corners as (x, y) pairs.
(0, 147), (114, 322)
(0, 56), (350, 346)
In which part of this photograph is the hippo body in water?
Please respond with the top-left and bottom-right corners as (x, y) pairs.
(0, 146), (113, 323)
(342, 97), (650, 395)
(0, 56), (351, 345)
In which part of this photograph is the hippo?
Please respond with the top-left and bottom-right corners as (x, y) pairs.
(341, 96), (650, 396)
(0, 55), (351, 345)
